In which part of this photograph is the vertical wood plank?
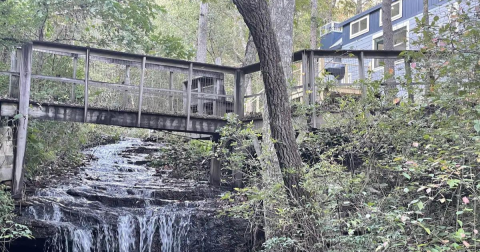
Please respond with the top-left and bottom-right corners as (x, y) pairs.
(169, 71), (174, 112)
(84, 49), (90, 123)
(186, 63), (193, 130)
(310, 51), (317, 128)
(209, 134), (221, 186)
(358, 51), (366, 99)
(302, 51), (308, 105)
(71, 55), (78, 103)
(12, 43), (33, 198)
(137, 57), (146, 127)
(234, 70), (245, 119)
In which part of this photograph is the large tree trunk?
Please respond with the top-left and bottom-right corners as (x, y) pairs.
(382, 0), (395, 93)
(310, 0), (318, 49)
(196, 2), (208, 63)
(233, 0), (303, 198)
(269, 0), (295, 81)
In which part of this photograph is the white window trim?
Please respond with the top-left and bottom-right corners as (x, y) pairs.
(379, 0), (403, 26)
(371, 21), (409, 71)
(350, 15), (370, 39)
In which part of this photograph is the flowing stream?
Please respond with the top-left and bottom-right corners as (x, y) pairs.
(20, 139), (229, 252)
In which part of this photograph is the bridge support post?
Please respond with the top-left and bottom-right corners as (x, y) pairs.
(210, 134), (221, 187)
(309, 51), (317, 128)
(358, 51), (366, 99)
(234, 70), (245, 119)
(12, 43), (32, 198)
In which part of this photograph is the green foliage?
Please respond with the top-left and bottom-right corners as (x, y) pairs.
(0, 186), (33, 251)
(149, 134), (213, 180)
(219, 3), (480, 251)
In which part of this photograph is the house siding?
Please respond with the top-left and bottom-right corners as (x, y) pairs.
(341, 0), (451, 46)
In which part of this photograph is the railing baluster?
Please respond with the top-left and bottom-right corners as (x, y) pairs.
(137, 57), (146, 127)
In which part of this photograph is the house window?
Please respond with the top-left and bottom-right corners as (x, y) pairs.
(350, 15), (369, 39)
(373, 27), (407, 68)
(379, 0), (403, 26)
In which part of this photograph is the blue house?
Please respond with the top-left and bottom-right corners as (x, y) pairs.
(318, 0), (473, 86)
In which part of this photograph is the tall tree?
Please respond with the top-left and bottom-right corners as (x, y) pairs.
(233, 0), (303, 199)
(423, 0), (429, 26)
(310, 0), (318, 49)
(269, 0), (296, 81)
(196, 2), (209, 63)
(382, 0), (395, 91)
(356, 0), (363, 14)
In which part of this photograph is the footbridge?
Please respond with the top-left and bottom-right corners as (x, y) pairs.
(0, 41), (409, 196)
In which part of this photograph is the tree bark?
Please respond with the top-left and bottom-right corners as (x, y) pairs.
(310, 0), (318, 49)
(196, 2), (209, 63)
(269, 0), (295, 82)
(423, 0), (429, 26)
(382, 0), (395, 92)
(356, 0), (363, 14)
(233, 0), (303, 199)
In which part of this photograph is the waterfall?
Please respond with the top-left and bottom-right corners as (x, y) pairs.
(25, 140), (194, 252)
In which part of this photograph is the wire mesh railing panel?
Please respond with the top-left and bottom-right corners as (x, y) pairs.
(0, 46), (11, 97)
(89, 56), (142, 87)
(30, 78), (85, 106)
(141, 91), (184, 115)
(0, 47), (13, 72)
(190, 93), (234, 118)
(32, 49), (82, 79)
(87, 86), (139, 111)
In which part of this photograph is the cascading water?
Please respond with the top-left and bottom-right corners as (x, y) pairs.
(22, 139), (200, 252)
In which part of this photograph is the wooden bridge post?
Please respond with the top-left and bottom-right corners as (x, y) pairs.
(210, 134), (221, 186)
(186, 63), (193, 131)
(137, 57), (146, 127)
(70, 54), (78, 103)
(234, 70), (245, 119)
(358, 51), (366, 99)
(12, 43), (32, 198)
(309, 51), (317, 128)
(84, 49), (90, 123)
(302, 51), (308, 105)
